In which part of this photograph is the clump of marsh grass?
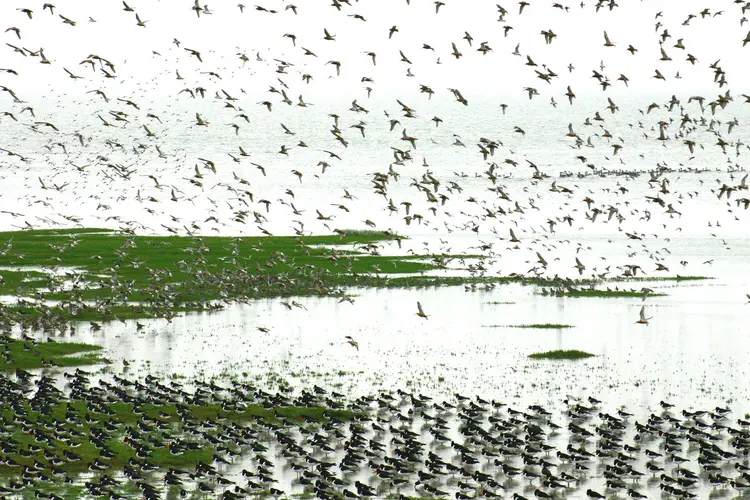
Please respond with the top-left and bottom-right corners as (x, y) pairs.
(528, 350), (595, 360)
(485, 323), (574, 329)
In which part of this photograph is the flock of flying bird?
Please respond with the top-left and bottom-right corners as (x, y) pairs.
(2, 0), (750, 497)
(0, 1), (749, 239)
(0, 0), (748, 273)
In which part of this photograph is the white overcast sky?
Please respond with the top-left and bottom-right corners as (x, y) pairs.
(2, 0), (749, 103)
(1, 0), (749, 236)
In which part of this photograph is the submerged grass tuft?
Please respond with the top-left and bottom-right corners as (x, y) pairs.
(0, 399), (359, 476)
(613, 275), (711, 282)
(508, 324), (574, 329)
(337, 228), (405, 238)
(528, 349), (595, 360)
(541, 289), (667, 298)
(0, 337), (107, 371)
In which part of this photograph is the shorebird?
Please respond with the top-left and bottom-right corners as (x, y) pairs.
(344, 335), (359, 351)
(184, 48), (202, 62)
(194, 113), (209, 126)
(565, 86), (576, 104)
(416, 301), (428, 319)
(574, 257), (585, 275)
(636, 306), (652, 325)
(603, 31), (615, 47)
(536, 252), (548, 267)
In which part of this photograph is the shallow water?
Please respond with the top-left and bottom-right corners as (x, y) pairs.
(51, 231), (749, 414)
(35, 260), (750, 499)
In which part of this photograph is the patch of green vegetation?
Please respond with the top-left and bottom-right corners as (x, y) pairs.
(6, 301), (207, 325)
(19, 484), (88, 500)
(0, 228), (453, 325)
(387, 496), (443, 500)
(494, 324), (574, 329)
(528, 350), (595, 360)
(361, 275), (517, 288)
(0, 399), (358, 476)
(0, 337), (107, 371)
(0, 228), (705, 328)
(337, 228), (404, 238)
(542, 289), (667, 298)
(0, 269), (47, 295)
(20, 482), (141, 500)
(613, 275), (711, 282)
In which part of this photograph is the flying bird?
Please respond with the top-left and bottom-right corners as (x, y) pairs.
(416, 302), (428, 319)
(345, 335), (359, 351)
(635, 306), (652, 325)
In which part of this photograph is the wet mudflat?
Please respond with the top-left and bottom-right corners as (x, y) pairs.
(0, 230), (743, 498)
